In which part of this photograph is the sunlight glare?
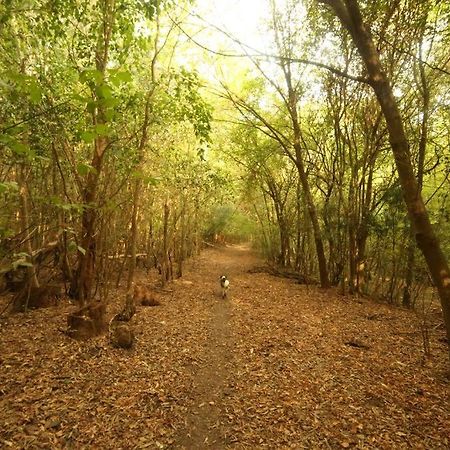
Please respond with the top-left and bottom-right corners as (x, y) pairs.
(193, 0), (272, 55)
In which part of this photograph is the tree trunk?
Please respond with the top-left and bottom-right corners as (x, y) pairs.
(177, 196), (186, 278)
(17, 164), (39, 291)
(356, 154), (375, 294)
(72, 0), (115, 304)
(403, 33), (429, 308)
(292, 142), (330, 288)
(161, 201), (171, 287)
(127, 178), (141, 291)
(266, 178), (291, 268)
(320, 0), (450, 353)
(73, 150), (104, 304)
(127, 92), (153, 290)
(347, 170), (357, 294)
(289, 90), (330, 287)
(271, 4), (330, 287)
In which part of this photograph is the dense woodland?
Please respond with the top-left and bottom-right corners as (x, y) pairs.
(1, 0), (449, 343)
(0, 0), (450, 447)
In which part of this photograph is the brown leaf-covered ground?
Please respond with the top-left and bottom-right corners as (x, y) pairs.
(0, 245), (449, 449)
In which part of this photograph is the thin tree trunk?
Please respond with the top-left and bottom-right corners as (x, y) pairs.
(295, 178), (303, 271)
(288, 94), (329, 286)
(356, 157), (375, 294)
(127, 93), (153, 290)
(127, 179), (141, 291)
(18, 165), (39, 291)
(271, 3), (330, 287)
(161, 201), (170, 287)
(177, 195), (186, 278)
(348, 175), (357, 294)
(320, 0), (450, 353)
(72, 0), (115, 304)
(403, 35), (429, 307)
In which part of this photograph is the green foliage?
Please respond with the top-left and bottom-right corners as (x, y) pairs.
(0, 181), (18, 194)
(204, 205), (255, 243)
(161, 68), (213, 143)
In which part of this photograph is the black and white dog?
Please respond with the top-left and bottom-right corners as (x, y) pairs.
(219, 275), (229, 298)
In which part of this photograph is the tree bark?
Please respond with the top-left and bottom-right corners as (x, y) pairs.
(286, 75), (330, 287)
(403, 29), (429, 308)
(127, 93), (153, 290)
(319, 0), (450, 352)
(72, 0), (115, 304)
(17, 164), (40, 291)
(161, 200), (171, 287)
(270, 1), (330, 287)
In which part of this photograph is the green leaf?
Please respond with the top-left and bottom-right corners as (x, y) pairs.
(94, 123), (109, 136)
(80, 131), (95, 143)
(101, 97), (119, 108)
(105, 109), (116, 121)
(28, 82), (42, 104)
(72, 93), (91, 103)
(87, 100), (97, 114)
(98, 84), (113, 99)
(10, 141), (30, 155)
(76, 162), (95, 176)
(111, 70), (132, 86)
(80, 69), (103, 85)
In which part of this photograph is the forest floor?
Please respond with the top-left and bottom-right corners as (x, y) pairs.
(0, 244), (449, 449)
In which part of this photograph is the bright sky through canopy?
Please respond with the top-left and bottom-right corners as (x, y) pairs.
(192, 0), (272, 56)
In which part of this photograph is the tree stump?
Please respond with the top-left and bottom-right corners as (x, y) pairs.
(67, 302), (106, 339)
(3, 266), (27, 293)
(109, 293), (136, 348)
(109, 322), (134, 349)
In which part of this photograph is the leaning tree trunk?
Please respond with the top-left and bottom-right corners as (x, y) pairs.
(287, 83), (330, 287)
(319, 0), (450, 354)
(403, 33), (429, 308)
(271, 5), (330, 287)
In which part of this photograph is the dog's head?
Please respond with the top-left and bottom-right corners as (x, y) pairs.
(220, 275), (229, 289)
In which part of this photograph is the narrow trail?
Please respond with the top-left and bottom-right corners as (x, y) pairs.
(0, 245), (449, 449)
(177, 245), (257, 448)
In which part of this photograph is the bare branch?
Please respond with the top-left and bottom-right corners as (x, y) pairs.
(168, 12), (370, 85)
